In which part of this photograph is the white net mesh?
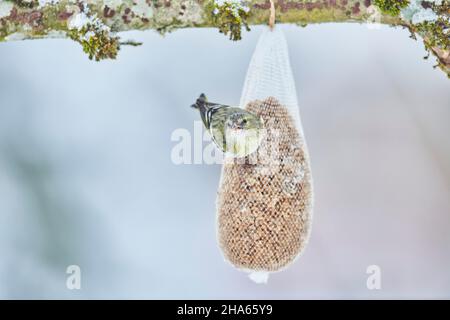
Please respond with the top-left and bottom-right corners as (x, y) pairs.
(239, 27), (303, 135)
(216, 27), (313, 282)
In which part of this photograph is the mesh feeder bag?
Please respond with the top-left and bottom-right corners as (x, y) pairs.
(216, 27), (314, 283)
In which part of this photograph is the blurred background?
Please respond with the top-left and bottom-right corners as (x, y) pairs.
(0, 23), (449, 299)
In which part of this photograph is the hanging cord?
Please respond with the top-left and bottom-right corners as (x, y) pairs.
(269, 0), (275, 30)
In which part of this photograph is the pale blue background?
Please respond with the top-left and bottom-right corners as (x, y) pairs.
(0, 24), (449, 299)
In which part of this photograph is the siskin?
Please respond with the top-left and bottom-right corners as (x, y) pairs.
(191, 94), (265, 158)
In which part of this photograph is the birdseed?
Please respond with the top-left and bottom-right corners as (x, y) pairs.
(217, 97), (313, 272)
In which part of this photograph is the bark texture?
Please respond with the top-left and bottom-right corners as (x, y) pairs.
(0, 0), (448, 76)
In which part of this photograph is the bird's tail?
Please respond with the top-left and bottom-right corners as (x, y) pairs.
(191, 93), (208, 110)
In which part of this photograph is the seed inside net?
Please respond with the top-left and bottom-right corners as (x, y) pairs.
(217, 97), (313, 273)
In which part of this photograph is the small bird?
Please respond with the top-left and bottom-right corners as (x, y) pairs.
(191, 94), (265, 158)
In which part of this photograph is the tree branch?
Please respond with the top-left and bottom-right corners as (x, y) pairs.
(0, 0), (448, 76)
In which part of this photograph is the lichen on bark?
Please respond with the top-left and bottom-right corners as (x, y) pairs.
(0, 0), (448, 77)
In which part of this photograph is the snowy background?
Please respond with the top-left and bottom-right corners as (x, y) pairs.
(0, 23), (449, 299)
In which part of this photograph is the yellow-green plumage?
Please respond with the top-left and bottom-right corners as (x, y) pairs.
(191, 94), (265, 158)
